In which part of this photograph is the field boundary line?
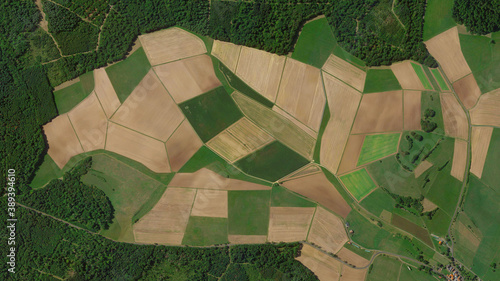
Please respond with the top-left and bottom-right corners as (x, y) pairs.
(273, 103), (318, 135)
(181, 188), (199, 245)
(274, 56), (288, 104)
(151, 53), (208, 68)
(164, 117), (187, 143)
(278, 164), (321, 183)
(65, 114), (85, 152)
(163, 142), (172, 172)
(321, 69), (364, 95)
(107, 120), (165, 143)
(233, 41), (243, 73)
(103, 121), (109, 150)
(305, 206), (318, 241)
(276, 162), (314, 183)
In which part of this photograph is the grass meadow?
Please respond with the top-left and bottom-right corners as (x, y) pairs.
(340, 168), (377, 201)
(228, 190), (270, 235)
(357, 133), (400, 166)
(363, 69), (402, 93)
(270, 185), (316, 208)
(422, 0), (456, 41)
(53, 81), (90, 114)
(410, 62), (433, 90)
(291, 17), (336, 68)
(182, 217), (229, 246)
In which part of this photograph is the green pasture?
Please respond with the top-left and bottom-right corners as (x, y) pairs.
(182, 217), (229, 246)
(313, 103), (330, 162)
(228, 190), (270, 235)
(29, 154), (63, 188)
(421, 91), (446, 136)
(423, 208), (451, 237)
(363, 69), (402, 93)
(270, 185), (316, 208)
(340, 168), (377, 201)
(423, 0), (456, 41)
(346, 210), (390, 249)
(53, 81), (90, 114)
(366, 255), (401, 281)
(480, 128), (500, 188)
(397, 131), (443, 170)
(105, 47), (151, 103)
(360, 188), (395, 217)
(357, 133), (400, 166)
(430, 68), (450, 91)
(411, 62), (433, 90)
(424, 164), (462, 216)
(292, 17), (336, 68)
(398, 265), (437, 281)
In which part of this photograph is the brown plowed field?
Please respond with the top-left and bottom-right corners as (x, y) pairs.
(267, 207), (315, 242)
(441, 92), (469, 140)
(340, 266), (367, 281)
(452, 74), (481, 109)
(111, 70), (184, 141)
(470, 88), (500, 127)
(338, 134), (365, 175)
(470, 126), (493, 178)
(451, 139), (468, 182)
(93, 68), (121, 117)
(211, 40), (241, 72)
(44, 115), (84, 168)
(307, 207), (349, 254)
(283, 172), (352, 218)
(228, 235), (267, 244)
(154, 54), (221, 104)
(403, 90), (422, 130)
(190, 189), (228, 218)
(296, 244), (342, 281)
(169, 168), (271, 190)
(322, 54), (366, 92)
(336, 247), (369, 267)
(165, 119), (203, 171)
(414, 160), (433, 178)
(422, 198), (438, 212)
(351, 91), (403, 134)
(391, 61), (425, 90)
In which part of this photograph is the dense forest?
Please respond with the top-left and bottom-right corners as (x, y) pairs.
(18, 157), (115, 232)
(453, 0), (500, 35)
(0, 203), (318, 280)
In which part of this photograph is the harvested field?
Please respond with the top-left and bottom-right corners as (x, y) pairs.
(340, 169), (378, 201)
(139, 27), (207, 66)
(233, 91), (315, 158)
(320, 73), (362, 173)
(228, 235), (267, 244)
(44, 115), (84, 169)
(390, 61), (425, 90)
(165, 120), (203, 171)
(281, 163), (321, 181)
(414, 160), (433, 178)
(422, 198), (438, 212)
(190, 189), (228, 218)
(267, 207), (315, 242)
(282, 172), (352, 218)
(453, 74), (481, 109)
(404, 90), (422, 130)
(275, 58), (326, 131)
(307, 207), (349, 254)
(441, 92), (469, 140)
(207, 131), (251, 162)
(296, 244), (342, 281)
(338, 134), (365, 175)
(169, 168), (271, 190)
(424, 27), (471, 82)
(351, 91), (403, 134)
(322, 54), (366, 92)
(451, 139), (468, 181)
(272, 106), (317, 137)
(133, 187), (196, 244)
(341, 266), (368, 281)
(154, 54), (221, 104)
(457, 221), (481, 252)
(111, 70), (184, 141)
(105, 123), (170, 173)
(470, 126), (493, 178)
(470, 88), (500, 127)
(235, 46), (286, 102)
(336, 247), (370, 267)
(211, 40), (241, 72)
(93, 68), (121, 117)
(67, 93), (108, 152)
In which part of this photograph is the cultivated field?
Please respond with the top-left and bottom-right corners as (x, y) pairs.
(233, 91), (315, 158)
(133, 187), (197, 244)
(453, 221), (481, 266)
(67, 93), (107, 152)
(154, 54), (221, 103)
(425, 27), (471, 82)
(270, 185), (317, 208)
(235, 46), (286, 102)
(282, 172), (352, 218)
(470, 126), (493, 178)
(392, 214), (433, 246)
(403, 90), (422, 130)
(296, 244), (342, 281)
(431, 68), (450, 91)
(365, 255), (401, 281)
(111, 70), (184, 141)
(267, 207), (315, 242)
(281, 163), (321, 181)
(336, 247), (370, 267)
(228, 190), (270, 235)
(338, 134), (365, 175)
(44, 115), (84, 168)
(307, 207), (349, 254)
(411, 62), (433, 90)
(453, 73), (482, 109)
(169, 168), (271, 190)
(414, 160), (433, 178)
(53, 80), (90, 114)
(275, 59), (325, 132)
(470, 88), (500, 127)
(320, 73), (362, 173)
(93, 67), (121, 117)
(340, 168), (378, 201)
(105, 123), (171, 173)
(390, 61), (425, 90)
(182, 217), (228, 246)
(207, 131), (252, 162)
(272, 106), (317, 137)
(351, 90), (403, 134)
(211, 40), (241, 72)
(363, 69), (402, 93)
(357, 133), (400, 166)
(227, 235), (267, 244)
(322, 54), (367, 92)
(139, 27), (207, 66)
(422, 198), (438, 212)
(451, 139), (468, 181)
(340, 266), (368, 281)
(441, 92), (469, 140)
(190, 189), (228, 218)
(165, 120), (203, 171)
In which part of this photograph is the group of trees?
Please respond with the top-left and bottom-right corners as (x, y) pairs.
(421, 108), (438, 133)
(383, 187), (424, 214)
(453, 0), (500, 35)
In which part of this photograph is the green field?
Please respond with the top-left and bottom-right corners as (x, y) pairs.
(421, 91), (446, 135)
(29, 154), (63, 188)
(80, 154), (168, 242)
(80, 70), (95, 94)
(398, 265), (437, 281)
(460, 34), (500, 94)
(234, 141), (309, 182)
(430, 68), (450, 91)
(366, 255), (401, 281)
(53, 81), (91, 114)
(182, 217), (229, 246)
(340, 168), (378, 201)
(360, 188), (395, 217)
(423, 208), (451, 237)
(105, 47), (152, 103)
(397, 131), (443, 170)
(291, 17), (336, 68)
(313, 103), (330, 162)
(270, 185), (316, 208)
(228, 190), (270, 235)
(181, 86), (243, 142)
(346, 210), (391, 249)
(358, 133), (401, 166)
(424, 165), (462, 216)
(363, 69), (402, 93)
(479, 128), (500, 188)
(423, 0), (456, 41)
(391, 214), (432, 246)
(411, 62), (433, 90)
